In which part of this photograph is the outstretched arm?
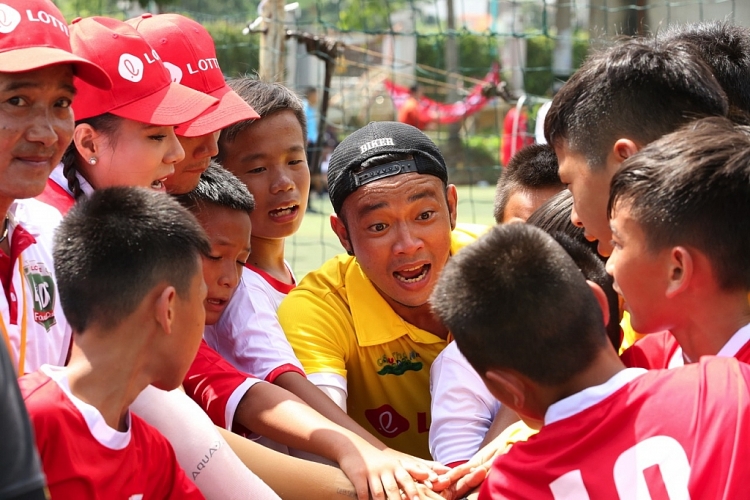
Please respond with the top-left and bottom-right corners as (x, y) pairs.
(236, 380), (428, 500)
(219, 427), (366, 500)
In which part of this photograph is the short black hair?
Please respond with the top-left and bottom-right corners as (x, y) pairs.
(494, 144), (563, 223)
(609, 116), (750, 291)
(659, 21), (750, 124)
(218, 78), (306, 163)
(545, 37), (728, 168)
(432, 224), (608, 385)
(54, 187), (211, 333)
(175, 162), (255, 215)
(549, 232), (621, 351)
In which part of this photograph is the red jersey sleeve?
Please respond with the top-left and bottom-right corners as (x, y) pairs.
(183, 340), (263, 430)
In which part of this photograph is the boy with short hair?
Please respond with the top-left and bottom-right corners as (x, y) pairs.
(429, 231), (619, 467)
(609, 117), (750, 368)
(545, 37), (728, 257)
(432, 223), (750, 499)
(20, 187), (207, 499)
(493, 144), (564, 224)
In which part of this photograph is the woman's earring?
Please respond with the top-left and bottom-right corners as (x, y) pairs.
(89, 157), (98, 165)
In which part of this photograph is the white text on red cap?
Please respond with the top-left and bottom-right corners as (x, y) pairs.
(117, 49), (161, 83)
(26, 8), (68, 35)
(186, 57), (220, 75)
(0, 4), (68, 36)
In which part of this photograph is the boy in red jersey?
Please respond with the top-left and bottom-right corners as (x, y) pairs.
(609, 117), (750, 369)
(432, 223), (750, 499)
(20, 188), (208, 499)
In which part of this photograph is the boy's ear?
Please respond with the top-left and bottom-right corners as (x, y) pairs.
(330, 214), (353, 256)
(446, 184), (458, 230)
(483, 368), (527, 413)
(73, 123), (102, 158)
(665, 246), (693, 298)
(154, 286), (178, 336)
(607, 139), (640, 170)
(586, 280), (611, 327)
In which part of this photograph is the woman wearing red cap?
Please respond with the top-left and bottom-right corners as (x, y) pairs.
(36, 16), (217, 214)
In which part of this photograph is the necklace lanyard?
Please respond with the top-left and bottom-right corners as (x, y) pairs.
(0, 255), (28, 377)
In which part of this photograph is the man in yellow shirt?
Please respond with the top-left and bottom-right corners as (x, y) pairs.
(280, 121), (483, 459)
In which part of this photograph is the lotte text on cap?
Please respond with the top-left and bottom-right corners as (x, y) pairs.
(128, 13), (259, 137)
(69, 16), (217, 126)
(0, 0), (110, 89)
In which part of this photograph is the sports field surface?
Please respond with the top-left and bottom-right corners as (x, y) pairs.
(285, 185), (496, 279)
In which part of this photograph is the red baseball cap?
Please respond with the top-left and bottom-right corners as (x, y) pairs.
(69, 16), (218, 126)
(128, 13), (259, 137)
(0, 0), (110, 89)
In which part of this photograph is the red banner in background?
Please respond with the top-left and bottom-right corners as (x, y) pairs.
(384, 62), (501, 125)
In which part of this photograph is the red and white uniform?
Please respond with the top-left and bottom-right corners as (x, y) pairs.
(183, 339), (265, 432)
(36, 164), (92, 216)
(621, 323), (750, 369)
(203, 264), (305, 382)
(19, 365), (204, 499)
(479, 359), (750, 500)
(1, 200), (70, 375)
(429, 341), (500, 466)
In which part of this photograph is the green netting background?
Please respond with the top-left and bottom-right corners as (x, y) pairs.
(57, 0), (742, 277)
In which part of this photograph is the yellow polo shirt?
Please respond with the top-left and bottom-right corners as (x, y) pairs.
(279, 224), (485, 458)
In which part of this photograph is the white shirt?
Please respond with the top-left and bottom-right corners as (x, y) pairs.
(2, 199), (70, 374)
(429, 341), (501, 464)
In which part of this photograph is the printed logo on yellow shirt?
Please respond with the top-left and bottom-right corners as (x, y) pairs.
(365, 404), (410, 437)
(376, 350), (422, 376)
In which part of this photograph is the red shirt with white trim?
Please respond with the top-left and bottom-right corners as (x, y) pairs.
(479, 359), (750, 500)
(20, 366), (204, 499)
(621, 323), (750, 369)
(183, 340), (264, 431)
(34, 165), (86, 216)
(203, 264), (305, 383)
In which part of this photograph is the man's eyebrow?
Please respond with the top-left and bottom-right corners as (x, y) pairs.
(356, 187), (441, 219)
(2, 81), (77, 95)
(357, 201), (388, 218)
(408, 188), (440, 203)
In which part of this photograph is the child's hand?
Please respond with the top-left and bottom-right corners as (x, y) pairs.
(338, 444), (424, 500)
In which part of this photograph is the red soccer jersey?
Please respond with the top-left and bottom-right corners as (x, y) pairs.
(19, 367), (204, 500)
(479, 359), (750, 500)
(621, 324), (750, 369)
(183, 339), (263, 431)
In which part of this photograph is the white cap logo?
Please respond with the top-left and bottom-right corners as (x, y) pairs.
(118, 53), (144, 83)
(163, 62), (182, 83)
(0, 4), (21, 34)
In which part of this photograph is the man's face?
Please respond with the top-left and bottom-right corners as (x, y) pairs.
(334, 173), (457, 312)
(166, 131), (220, 195)
(555, 141), (616, 256)
(0, 65), (75, 203)
(606, 201), (673, 334)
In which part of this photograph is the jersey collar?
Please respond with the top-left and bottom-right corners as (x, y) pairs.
(344, 225), (482, 348)
(545, 367), (648, 426)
